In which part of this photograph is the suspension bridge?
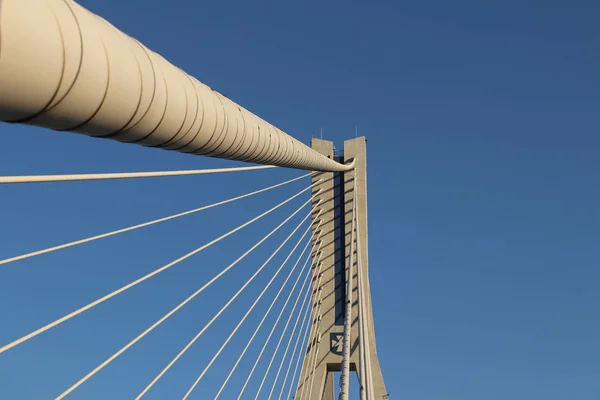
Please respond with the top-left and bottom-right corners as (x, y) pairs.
(0, 0), (388, 398)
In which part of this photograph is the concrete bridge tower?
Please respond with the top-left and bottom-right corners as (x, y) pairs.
(295, 137), (388, 400)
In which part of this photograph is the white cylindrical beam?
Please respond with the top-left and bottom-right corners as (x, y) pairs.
(0, 0), (353, 172)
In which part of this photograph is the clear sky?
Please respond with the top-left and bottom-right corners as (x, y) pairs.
(0, 0), (599, 399)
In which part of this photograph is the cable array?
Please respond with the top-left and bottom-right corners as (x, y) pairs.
(0, 173), (309, 266)
(296, 249), (326, 400)
(0, 166), (332, 399)
(212, 220), (320, 399)
(0, 181), (316, 356)
(0, 165), (276, 184)
(1, 146), (378, 399)
(266, 225), (326, 399)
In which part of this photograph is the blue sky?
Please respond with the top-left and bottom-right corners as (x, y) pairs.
(1, 0), (599, 399)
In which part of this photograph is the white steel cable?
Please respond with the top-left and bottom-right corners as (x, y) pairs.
(0, 182), (317, 356)
(364, 286), (375, 400)
(357, 218), (375, 400)
(269, 270), (318, 400)
(267, 231), (326, 400)
(265, 269), (316, 400)
(234, 232), (323, 400)
(338, 189), (357, 400)
(354, 217), (370, 399)
(306, 303), (324, 400)
(358, 250), (368, 400)
(296, 173), (330, 400)
(0, 165), (276, 184)
(284, 292), (316, 400)
(299, 265), (326, 400)
(252, 242), (325, 400)
(366, 316), (375, 400)
(296, 256), (326, 400)
(182, 222), (314, 399)
(140, 217), (311, 399)
(234, 260), (311, 400)
(298, 296), (322, 400)
(137, 212), (318, 399)
(273, 290), (313, 400)
(275, 220), (326, 400)
(0, 173), (310, 266)
(366, 338), (375, 400)
(212, 253), (311, 400)
(278, 291), (313, 400)
(53, 197), (314, 399)
(287, 213), (326, 400)
(256, 273), (313, 400)
(212, 223), (319, 400)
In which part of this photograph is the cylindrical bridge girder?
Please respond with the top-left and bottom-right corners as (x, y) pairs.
(0, 0), (352, 172)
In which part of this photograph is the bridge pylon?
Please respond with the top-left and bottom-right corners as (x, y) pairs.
(295, 137), (388, 399)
